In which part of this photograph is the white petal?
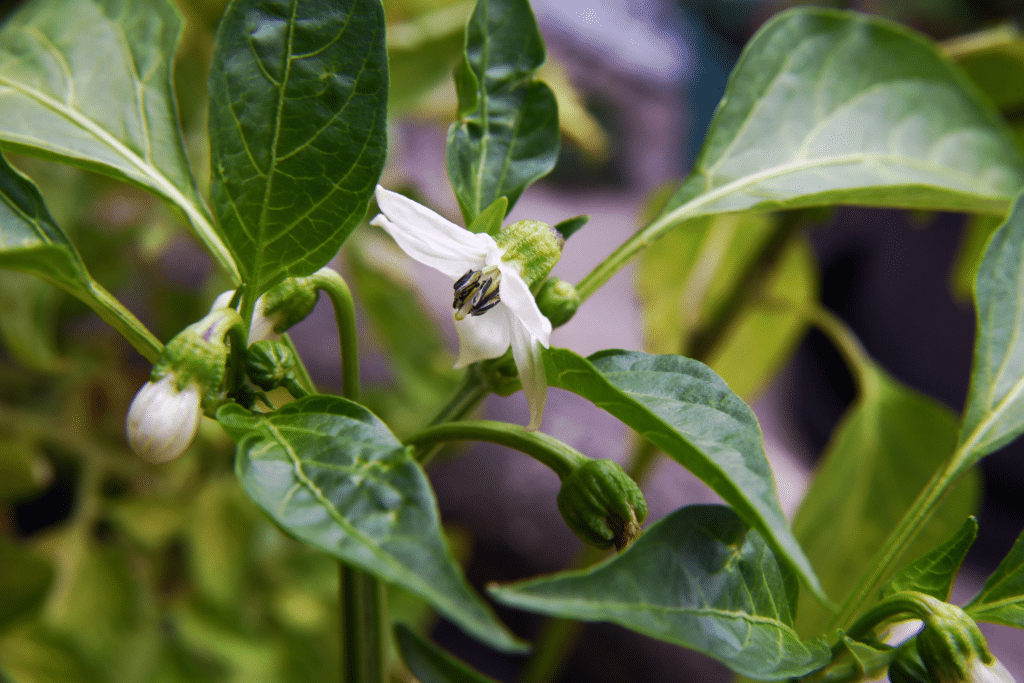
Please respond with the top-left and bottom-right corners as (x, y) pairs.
(971, 659), (1017, 683)
(497, 265), (552, 346)
(454, 306), (512, 367)
(510, 321), (548, 431)
(126, 375), (202, 464)
(371, 186), (496, 279)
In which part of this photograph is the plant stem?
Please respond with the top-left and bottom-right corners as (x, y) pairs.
(410, 368), (490, 465)
(77, 278), (163, 362)
(404, 420), (588, 477)
(340, 563), (388, 683)
(318, 267), (385, 683)
(314, 269), (361, 400)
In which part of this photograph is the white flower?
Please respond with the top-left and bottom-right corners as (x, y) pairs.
(210, 290), (280, 342)
(126, 374), (203, 463)
(371, 186), (553, 430)
(967, 657), (1016, 683)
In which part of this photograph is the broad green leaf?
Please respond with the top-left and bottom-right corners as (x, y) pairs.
(0, 152), (89, 292)
(217, 396), (525, 653)
(793, 366), (980, 636)
(394, 623), (500, 683)
(0, 0), (234, 278)
(208, 0), (388, 299)
(959, 192), (1024, 461)
(0, 538), (53, 631)
(637, 212), (817, 400)
(445, 0), (558, 225)
(966, 525), (1024, 628)
(542, 347), (825, 601)
(653, 8), (1024, 236)
(490, 505), (831, 680)
(883, 516), (978, 601)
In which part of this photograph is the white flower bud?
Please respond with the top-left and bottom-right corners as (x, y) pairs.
(210, 290), (281, 342)
(967, 657), (1016, 683)
(126, 374), (202, 463)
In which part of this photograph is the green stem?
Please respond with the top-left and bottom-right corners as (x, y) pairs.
(314, 268), (361, 401)
(340, 563), (388, 683)
(410, 368), (490, 465)
(76, 278), (163, 362)
(404, 420), (588, 478)
(311, 268), (386, 683)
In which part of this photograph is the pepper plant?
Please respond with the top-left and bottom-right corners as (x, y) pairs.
(2, 0), (1024, 681)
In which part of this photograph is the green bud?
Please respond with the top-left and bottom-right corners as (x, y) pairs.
(557, 459), (647, 551)
(260, 276), (320, 336)
(535, 277), (580, 327)
(915, 598), (993, 683)
(245, 340), (296, 391)
(495, 219), (564, 288)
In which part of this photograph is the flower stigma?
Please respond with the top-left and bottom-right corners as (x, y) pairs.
(453, 265), (502, 320)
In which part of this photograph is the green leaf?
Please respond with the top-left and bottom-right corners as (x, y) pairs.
(217, 396), (525, 653)
(0, 152), (161, 360)
(542, 347), (825, 602)
(490, 505), (831, 680)
(793, 366), (980, 636)
(948, 24), (1024, 111)
(0, 152), (89, 292)
(882, 516), (978, 601)
(966, 525), (1024, 628)
(0, 538), (53, 631)
(0, 0), (235, 278)
(387, 2), (471, 114)
(950, 214), (1001, 303)
(466, 196), (507, 236)
(394, 623), (501, 683)
(959, 191), (1024, 462)
(208, 0), (388, 299)
(446, 0), (559, 225)
(653, 8), (1024, 234)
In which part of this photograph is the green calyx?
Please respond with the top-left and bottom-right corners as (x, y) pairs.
(557, 459), (648, 551)
(261, 275), (321, 335)
(914, 598), (992, 683)
(245, 340), (308, 398)
(535, 277), (580, 327)
(152, 308), (244, 409)
(496, 219), (564, 288)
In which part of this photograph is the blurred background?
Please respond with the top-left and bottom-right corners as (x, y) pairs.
(1, 0), (1024, 681)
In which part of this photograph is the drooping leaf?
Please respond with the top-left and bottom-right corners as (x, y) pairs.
(208, 0), (388, 298)
(490, 505), (831, 680)
(959, 192), (1024, 462)
(652, 8), (1024, 238)
(0, 152), (161, 360)
(0, 0), (235, 277)
(948, 24), (1024, 111)
(394, 623), (501, 683)
(542, 347), (825, 602)
(217, 396), (525, 653)
(882, 516), (978, 601)
(966, 525), (1024, 628)
(387, 1), (470, 114)
(0, 152), (89, 292)
(446, 0), (558, 225)
(793, 366), (980, 636)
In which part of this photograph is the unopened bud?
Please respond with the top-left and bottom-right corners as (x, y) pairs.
(535, 277), (579, 327)
(496, 219), (564, 288)
(126, 374), (202, 463)
(245, 340), (308, 397)
(557, 459), (647, 551)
